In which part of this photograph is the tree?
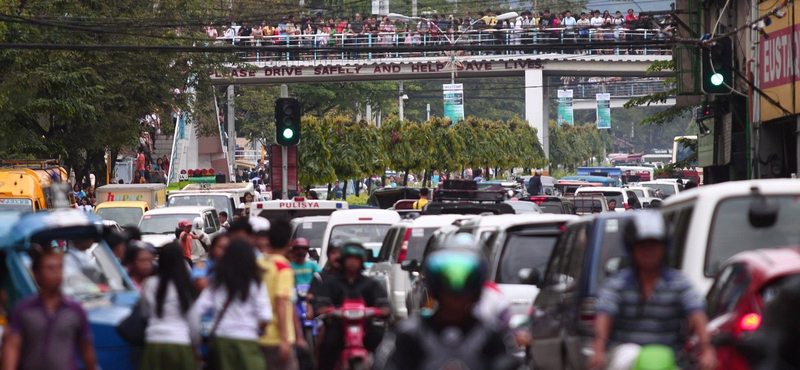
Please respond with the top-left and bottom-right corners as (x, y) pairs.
(0, 0), (231, 185)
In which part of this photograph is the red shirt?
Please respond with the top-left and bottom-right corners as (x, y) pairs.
(136, 153), (146, 171)
(180, 231), (193, 259)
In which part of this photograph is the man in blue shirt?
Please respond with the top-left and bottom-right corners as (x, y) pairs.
(332, 181), (343, 199)
(588, 211), (717, 370)
(290, 238), (321, 286)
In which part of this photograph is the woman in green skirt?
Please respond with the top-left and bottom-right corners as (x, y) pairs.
(140, 242), (197, 370)
(190, 238), (273, 369)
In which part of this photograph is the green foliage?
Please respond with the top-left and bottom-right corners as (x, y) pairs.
(548, 121), (607, 169)
(345, 194), (369, 206)
(296, 115), (545, 186)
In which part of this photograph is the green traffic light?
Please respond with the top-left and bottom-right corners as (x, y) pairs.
(283, 128), (295, 139)
(710, 73), (724, 86)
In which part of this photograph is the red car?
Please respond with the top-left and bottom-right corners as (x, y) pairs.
(704, 247), (800, 370)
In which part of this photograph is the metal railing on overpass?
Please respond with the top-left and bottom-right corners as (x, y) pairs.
(553, 78), (673, 99)
(215, 27), (671, 62)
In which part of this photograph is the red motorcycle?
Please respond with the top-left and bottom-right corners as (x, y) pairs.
(321, 299), (382, 370)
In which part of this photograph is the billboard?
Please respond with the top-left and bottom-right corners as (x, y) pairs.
(759, 1), (800, 122)
(557, 90), (574, 126)
(443, 83), (465, 123)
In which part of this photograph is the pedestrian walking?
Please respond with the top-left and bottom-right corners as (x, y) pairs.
(139, 242), (197, 370)
(3, 249), (97, 370)
(190, 238), (272, 369)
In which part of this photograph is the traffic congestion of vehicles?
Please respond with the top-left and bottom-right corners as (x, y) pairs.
(3, 160), (800, 370)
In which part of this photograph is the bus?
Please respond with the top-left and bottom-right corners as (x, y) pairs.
(672, 136), (704, 183)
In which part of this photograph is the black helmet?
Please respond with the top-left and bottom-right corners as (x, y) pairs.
(423, 233), (488, 299)
(623, 210), (669, 253)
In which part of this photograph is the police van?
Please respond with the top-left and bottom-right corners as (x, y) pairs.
(250, 197), (348, 220)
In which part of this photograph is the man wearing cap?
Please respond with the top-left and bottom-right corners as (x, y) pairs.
(249, 216), (271, 256)
(178, 220), (201, 264)
(289, 238), (321, 286)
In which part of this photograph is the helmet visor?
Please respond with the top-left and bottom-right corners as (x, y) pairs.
(426, 251), (483, 293)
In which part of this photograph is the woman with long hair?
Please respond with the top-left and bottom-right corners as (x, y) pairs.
(190, 239), (272, 369)
(140, 242), (196, 370)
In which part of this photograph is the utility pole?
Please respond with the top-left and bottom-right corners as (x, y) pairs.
(226, 85), (235, 182)
(412, 0), (417, 18)
(399, 81), (404, 121)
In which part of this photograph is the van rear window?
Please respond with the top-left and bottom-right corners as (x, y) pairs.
(707, 196), (800, 276)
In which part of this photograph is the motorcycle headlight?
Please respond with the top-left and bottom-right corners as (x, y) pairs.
(343, 310), (365, 320)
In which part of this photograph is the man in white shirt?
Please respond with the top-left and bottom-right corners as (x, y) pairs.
(562, 10), (577, 44)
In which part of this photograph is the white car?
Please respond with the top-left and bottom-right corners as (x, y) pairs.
(370, 214), (475, 319)
(319, 209), (401, 268)
(626, 186), (659, 199)
(638, 180), (683, 198)
(661, 179), (800, 294)
(453, 213), (578, 325)
(574, 187), (644, 211)
(138, 206), (220, 254)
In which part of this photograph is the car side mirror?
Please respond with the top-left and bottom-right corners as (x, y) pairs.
(204, 227), (215, 234)
(604, 257), (630, 275)
(308, 249), (320, 261)
(518, 267), (541, 287)
(401, 259), (420, 272)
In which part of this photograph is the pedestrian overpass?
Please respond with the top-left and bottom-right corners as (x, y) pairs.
(206, 31), (674, 158)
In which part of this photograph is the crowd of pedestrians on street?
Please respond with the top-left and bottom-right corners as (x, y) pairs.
(206, 8), (674, 59)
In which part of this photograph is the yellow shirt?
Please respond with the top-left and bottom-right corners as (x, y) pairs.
(413, 198), (429, 210)
(258, 254), (296, 346)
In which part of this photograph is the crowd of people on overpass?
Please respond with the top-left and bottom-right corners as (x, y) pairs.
(204, 8), (674, 59)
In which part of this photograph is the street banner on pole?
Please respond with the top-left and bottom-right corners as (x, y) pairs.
(596, 93), (611, 129)
(557, 90), (574, 127)
(443, 83), (465, 123)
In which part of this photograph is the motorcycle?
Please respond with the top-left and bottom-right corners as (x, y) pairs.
(320, 298), (382, 370)
(296, 284), (317, 354)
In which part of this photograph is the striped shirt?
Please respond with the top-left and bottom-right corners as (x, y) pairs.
(596, 267), (705, 349)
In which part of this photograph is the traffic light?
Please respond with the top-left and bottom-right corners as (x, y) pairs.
(701, 37), (734, 95)
(275, 98), (301, 146)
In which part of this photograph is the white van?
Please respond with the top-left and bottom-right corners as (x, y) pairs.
(138, 206), (220, 260)
(660, 179), (800, 294)
(575, 187), (643, 212)
(319, 209), (401, 268)
(251, 197), (348, 220)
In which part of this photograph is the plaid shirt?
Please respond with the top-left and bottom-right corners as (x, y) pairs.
(597, 267), (705, 349)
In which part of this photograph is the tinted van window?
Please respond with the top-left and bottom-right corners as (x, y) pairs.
(589, 219), (628, 294)
(497, 234), (557, 284)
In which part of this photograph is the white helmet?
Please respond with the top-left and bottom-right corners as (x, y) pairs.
(193, 217), (205, 230)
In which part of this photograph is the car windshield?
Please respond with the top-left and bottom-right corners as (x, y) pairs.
(19, 241), (134, 299)
(95, 207), (143, 228)
(573, 199), (604, 214)
(497, 234), (557, 284)
(707, 195), (800, 276)
(578, 191), (623, 205)
(505, 202), (541, 214)
(139, 213), (197, 234)
(643, 183), (677, 196)
(169, 195), (231, 216)
(0, 198), (33, 212)
(293, 221), (327, 249)
(537, 202), (564, 214)
(330, 224), (391, 244)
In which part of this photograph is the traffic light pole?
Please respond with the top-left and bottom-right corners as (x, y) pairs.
(281, 84), (289, 200)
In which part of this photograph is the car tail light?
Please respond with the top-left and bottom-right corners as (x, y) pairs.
(358, 217), (373, 221)
(559, 225), (566, 232)
(579, 298), (598, 327)
(739, 313), (761, 331)
(256, 203), (263, 209)
(397, 229), (412, 263)
(293, 197), (305, 202)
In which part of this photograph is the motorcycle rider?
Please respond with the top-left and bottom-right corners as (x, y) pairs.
(372, 233), (521, 370)
(290, 238), (321, 286)
(313, 240), (390, 370)
(587, 211), (717, 370)
(308, 240), (342, 304)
